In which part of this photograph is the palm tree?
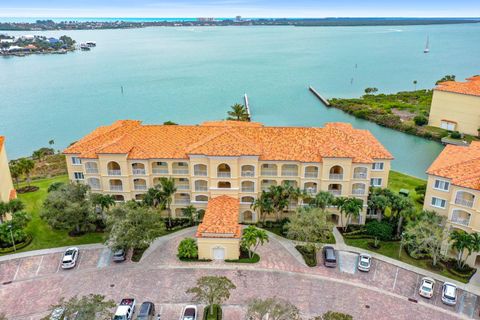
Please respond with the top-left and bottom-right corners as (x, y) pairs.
(241, 226), (269, 259)
(450, 230), (474, 269)
(268, 185), (290, 222)
(91, 194), (116, 219)
(0, 199), (25, 223)
(338, 197), (363, 231)
(182, 205), (198, 226)
(9, 162), (22, 189)
(18, 158), (35, 187)
(158, 177), (177, 228)
(251, 191), (274, 225)
(311, 191), (335, 210)
(413, 80), (418, 90)
(367, 194), (389, 221)
(143, 186), (166, 208)
(391, 195), (415, 237)
(334, 196), (348, 229)
(227, 103), (249, 121)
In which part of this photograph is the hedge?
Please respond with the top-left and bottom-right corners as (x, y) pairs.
(296, 245), (317, 267)
(0, 235), (33, 254)
(203, 304), (222, 320)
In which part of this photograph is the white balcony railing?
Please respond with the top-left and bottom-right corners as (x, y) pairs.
(194, 170), (207, 176)
(306, 188), (317, 194)
(134, 185), (147, 191)
(352, 189), (365, 195)
(261, 169), (277, 177)
(86, 168), (99, 174)
(353, 173), (367, 179)
(175, 199), (191, 205)
(132, 169), (146, 175)
(241, 187), (255, 193)
(217, 172), (231, 178)
(328, 190), (341, 196)
(455, 198), (474, 208)
(451, 214), (470, 226)
(304, 172), (318, 178)
(110, 185), (123, 191)
(262, 186), (274, 192)
(108, 170), (122, 176)
(329, 174), (344, 180)
(89, 184), (101, 190)
(281, 170), (298, 177)
(173, 169), (189, 175)
(195, 186), (208, 192)
(241, 171), (255, 177)
(177, 185), (190, 190)
(152, 168), (169, 174)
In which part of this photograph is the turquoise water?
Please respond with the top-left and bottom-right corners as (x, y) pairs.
(2, 24), (480, 177)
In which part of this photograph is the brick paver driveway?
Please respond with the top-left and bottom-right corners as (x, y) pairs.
(0, 229), (475, 320)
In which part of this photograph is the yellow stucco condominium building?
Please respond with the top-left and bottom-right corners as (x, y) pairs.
(0, 136), (16, 204)
(64, 120), (393, 226)
(429, 75), (480, 136)
(424, 141), (480, 266)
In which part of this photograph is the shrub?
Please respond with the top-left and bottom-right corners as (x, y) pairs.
(203, 304), (222, 320)
(295, 245), (317, 267)
(178, 238), (198, 260)
(450, 131), (461, 139)
(413, 115), (428, 126)
(366, 220), (394, 246)
(352, 109), (370, 119)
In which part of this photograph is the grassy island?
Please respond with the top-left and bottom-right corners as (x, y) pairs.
(0, 34), (77, 57)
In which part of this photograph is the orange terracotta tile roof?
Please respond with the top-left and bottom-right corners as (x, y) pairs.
(0, 136), (4, 153)
(9, 189), (17, 200)
(196, 195), (241, 238)
(435, 76), (480, 97)
(64, 120), (393, 162)
(427, 141), (480, 190)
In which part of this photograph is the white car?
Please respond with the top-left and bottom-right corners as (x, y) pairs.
(61, 247), (79, 269)
(181, 305), (197, 320)
(49, 307), (64, 320)
(441, 282), (457, 305)
(419, 277), (436, 299)
(357, 253), (372, 272)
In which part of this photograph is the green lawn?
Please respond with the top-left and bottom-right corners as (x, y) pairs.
(388, 170), (426, 210)
(9, 175), (106, 254)
(344, 238), (469, 283)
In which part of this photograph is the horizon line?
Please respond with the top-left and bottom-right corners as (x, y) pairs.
(1, 16), (480, 19)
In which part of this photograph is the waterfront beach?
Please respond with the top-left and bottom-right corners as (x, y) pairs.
(1, 23), (480, 176)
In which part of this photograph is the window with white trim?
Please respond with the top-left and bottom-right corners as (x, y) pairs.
(370, 178), (382, 187)
(71, 157), (82, 165)
(372, 162), (384, 171)
(433, 179), (450, 192)
(431, 197), (446, 209)
(74, 172), (84, 180)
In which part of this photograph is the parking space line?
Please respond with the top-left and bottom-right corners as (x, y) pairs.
(413, 274), (419, 297)
(392, 267), (399, 290)
(12, 260), (21, 281)
(372, 263), (377, 281)
(56, 257), (62, 273)
(76, 252), (83, 269)
(35, 255), (44, 276)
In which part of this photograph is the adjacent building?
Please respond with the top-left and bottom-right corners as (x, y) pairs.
(0, 136), (16, 203)
(64, 120), (393, 226)
(428, 76), (480, 135)
(424, 141), (480, 266)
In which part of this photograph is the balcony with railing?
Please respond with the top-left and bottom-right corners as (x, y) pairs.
(353, 167), (368, 180)
(304, 166), (319, 178)
(304, 182), (318, 194)
(455, 192), (475, 208)
(217, 163), (231, 178)
(133, 178), (147, 191)
(261, 164), (278, 177)
(152, 161), (169, 175)
(241, 181), (255, 193)
(329, 165), (344, 180)
(451, 210), (471, 226)
(261, 180), (277, 192)
(175, 194), (191, 205)
(172, 162), (189, 175)
(107, 161), (122, 176)
(240, 196), (255, 205)
(193, 164), (208, 176)
(109, 179), (123, 192)
(85, 162), (99, 174)
(281, 164), (298, 177)
(131, 163), (146, 175)
(328, 184), (342, 196)
(194, 180), (208, 192)
(352, 183), (366, 195)
(241, 165), (255, 177)
(87, 178), (101, 190)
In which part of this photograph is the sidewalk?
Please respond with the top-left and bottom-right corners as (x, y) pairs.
(331, 227), (480, 296)
(0, 243), (106, 262)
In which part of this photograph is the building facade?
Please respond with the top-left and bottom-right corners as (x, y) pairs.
(0, 136), (16, 203)
(428, 76), (480, 136)
(424, 141), (480, 266)
(64, 120), (393, 226)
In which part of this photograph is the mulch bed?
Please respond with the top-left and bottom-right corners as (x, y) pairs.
(16, 186), (39, 194)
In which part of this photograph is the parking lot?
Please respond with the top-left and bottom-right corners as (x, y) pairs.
(0, 247), (127, 285)
(317, 250), (480, 319)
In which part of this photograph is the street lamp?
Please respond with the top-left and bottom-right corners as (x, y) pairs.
(398, 232), (405, 258)
(8, 224), (16, 252)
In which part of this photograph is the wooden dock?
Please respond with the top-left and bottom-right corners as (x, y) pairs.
(309, 86), (330, 106)
(244, 93), (251, 120)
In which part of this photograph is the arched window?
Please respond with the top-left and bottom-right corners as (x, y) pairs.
(135, 194), (145, 201)
(112, 195), (125, 202)
(304, 166), (318, 178)
(194, 180), (208, 192)
(261, 179), (277, 191)
(242, 211), (254, 222)
(455, 191), (475, 208)
(218, 181), (231, 189)
(172, 162), (189, 175)
(217, 163), (231, 178)
(241, 165), (255, 177)
(352, 183), (366, 195)
(329, 166), (344, 180)
(194, 164), (207, 176)
(133, 178), (147, 191)
(85, 162), (99, 174)
(241, 181), (255, 192)
(131, 163), (146, 175)
(261, 163), (278, 176)
(107, 161), (121, 176)
(328, 184), (342, 196)
(152, 161), (168, 174)
(451, 209), (471, 226)
(109, 179), (123, 191)
(353, 167), (368, 179)
(241, 196), (255, 204)
(195, 195), (209, 202)
(304, 182), (317, 194)
(281, 164), (298, 177)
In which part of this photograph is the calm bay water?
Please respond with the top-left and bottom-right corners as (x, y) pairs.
(2, 24), (480, 177)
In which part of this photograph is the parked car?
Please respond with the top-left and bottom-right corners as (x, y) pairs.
(441, 282), (457, 305)
(357, 253), (372, 272)
(61, 247), (79, 269)
(181, 305), (197, 320)
(112, 248), (126, 262)
(113, 298), (136, 320)
(419, 277), (436, 299)
(49, 307), (64, 320)
(137, 301), (155, 320)
(323, 246), (337, 268)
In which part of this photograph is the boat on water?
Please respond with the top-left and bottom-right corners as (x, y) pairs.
(86, 41), (96, 47)
(424, 36), (430, 53)
(80, 44), (91, 51)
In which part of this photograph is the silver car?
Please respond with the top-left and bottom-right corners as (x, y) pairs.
(441, 282), (457, 305)
(61, 247), (79, 269)
(357, 253), (372, 272)
(419, 277), (436, 299)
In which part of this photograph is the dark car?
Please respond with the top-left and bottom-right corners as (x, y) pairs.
(323, 246), (337, 268)
(137, 301), (155, 320)
(112, 248), (126, 262)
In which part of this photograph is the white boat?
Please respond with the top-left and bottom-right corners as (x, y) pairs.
(85, 41), (96, 47)
(424, 36), (430, 53)
(80, 43), (90, 51)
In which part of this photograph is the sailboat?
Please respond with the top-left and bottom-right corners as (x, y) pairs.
(424, 36), (430, 54)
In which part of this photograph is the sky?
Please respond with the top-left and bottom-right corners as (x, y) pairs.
(0, 0), (479, 18)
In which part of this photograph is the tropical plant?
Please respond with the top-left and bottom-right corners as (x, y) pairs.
(241, 226), (269, 259)
(40, 183), (96, 235)
(436, 74), (455, 85)
(366, 221), (394, 247)
(338, 197), (363, 230)
(157, 177), (177, 228)
(9, 162), (22, 189)
(42, 294), (115, 320)
(450, 230), (480, 269)
(367, 194), (389, 221)
(186, 276), (236, 315)
(268, 185), (290, 222)
(90, 193), (116, 216)
(364, 87), (378, 94)
(414, 115), (428, 126)
(413, 80), (418, 90)
(285, 207), (333, 247)
(310, 191), (335, 210)
(106, 205), (166, 251)
(251, 191), (274, 225)
(47, 181), (65, 193)
(143, 186), (166, 208)
(17, 158), (35, 187)
(390, 195), (415, 237)
(226, 103), (249, 121)
(0, 211), (30, 247)
(0, 199), (25, 223)
(178, 237), (198, 260)
(311, 311), (353, 320)
(182, 205), (198, 226)
(246, 297), (301, 320)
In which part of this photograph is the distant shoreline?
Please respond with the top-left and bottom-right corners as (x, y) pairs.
(1, 18), (479, 31)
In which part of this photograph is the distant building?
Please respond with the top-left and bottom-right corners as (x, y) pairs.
(235, 16), (242, 22)
(0, 136), (16, 203)
(424, 141), (480, 266)
(47, 37), (60, 44)
(428, 76), (480, 135)
(197, 17), (215, 22)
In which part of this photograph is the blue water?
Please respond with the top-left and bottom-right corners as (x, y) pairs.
(2, 24), (480, 177)
(0, 17), (215, 23)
